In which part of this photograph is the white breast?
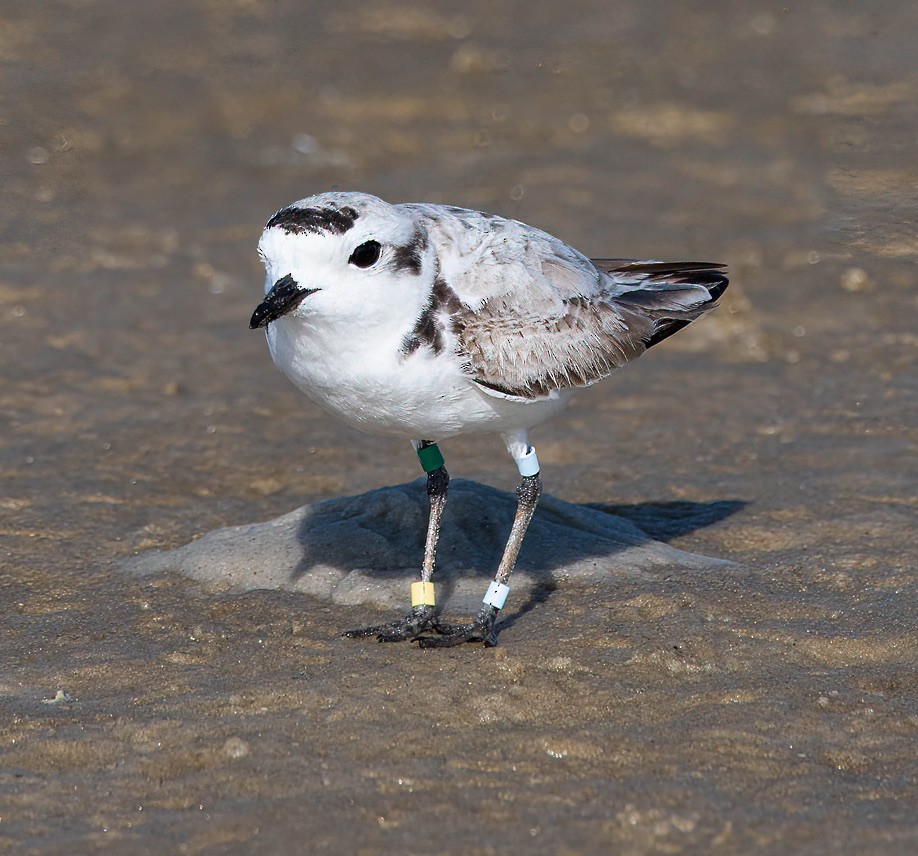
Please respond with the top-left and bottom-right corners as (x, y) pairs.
(266, 316), (570, 440)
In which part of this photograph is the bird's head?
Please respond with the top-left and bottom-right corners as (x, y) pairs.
(250, 192), (433, 331)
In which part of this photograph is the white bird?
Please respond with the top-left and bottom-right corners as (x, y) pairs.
(250, 191), (728, 647)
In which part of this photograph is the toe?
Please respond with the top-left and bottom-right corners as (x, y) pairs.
(413, 620), (495, 648)
(342, 606), (436, 643)
(376, 629), (416, 643)
(341, 627), (382, 638)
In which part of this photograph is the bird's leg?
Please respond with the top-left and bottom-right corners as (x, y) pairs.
(343, 441), (450, 642)
(415, 436), (541, 649)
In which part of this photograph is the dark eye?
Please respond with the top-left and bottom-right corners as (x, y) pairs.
(348, 240), (381, 268)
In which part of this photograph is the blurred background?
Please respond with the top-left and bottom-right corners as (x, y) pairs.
(2, 1), (916, 852)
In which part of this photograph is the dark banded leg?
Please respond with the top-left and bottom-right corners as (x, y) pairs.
(415, 468), (543, 649)
(343, 441), (451, 642)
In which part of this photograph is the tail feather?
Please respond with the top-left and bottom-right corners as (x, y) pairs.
(591, 259), (729, 350)
(591, 258), (726, 276)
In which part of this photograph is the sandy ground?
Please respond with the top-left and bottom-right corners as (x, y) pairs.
(1, 1), (916, 853)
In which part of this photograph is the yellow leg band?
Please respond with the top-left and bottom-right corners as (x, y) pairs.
(411, 581), (436, 607)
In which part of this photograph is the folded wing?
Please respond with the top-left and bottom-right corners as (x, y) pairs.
(410, 206), (728, 401)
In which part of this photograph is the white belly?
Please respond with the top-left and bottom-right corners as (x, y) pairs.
(266, 319), (571, 440)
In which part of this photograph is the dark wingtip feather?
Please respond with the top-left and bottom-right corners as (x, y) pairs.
(646, 271), (730, 348)
(645, 319), (693, 348)
(634, 267), (730, 350)
(594, 257), (729, 310)
(705, 273), (729, 301)
(591, 258), (727, 275)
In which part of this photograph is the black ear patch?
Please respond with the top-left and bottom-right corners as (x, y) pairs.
(267, 205), (358, 236)
(349, 240), (382, 268)
(391, 229), (428, 275)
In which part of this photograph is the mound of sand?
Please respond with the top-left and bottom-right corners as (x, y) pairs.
(124, 479), (730, 612)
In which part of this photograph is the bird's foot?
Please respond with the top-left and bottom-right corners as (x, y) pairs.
(342, 605), (446, 643)
(413, 606), (499, 648)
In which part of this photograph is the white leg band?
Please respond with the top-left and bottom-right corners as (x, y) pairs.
(483, 581), (510, 610)
(516, 447), (540, 478)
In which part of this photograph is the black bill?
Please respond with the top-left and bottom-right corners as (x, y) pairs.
(249, 274), (318, 329)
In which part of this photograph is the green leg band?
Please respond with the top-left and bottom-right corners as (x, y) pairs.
(416, 442), (444, 473)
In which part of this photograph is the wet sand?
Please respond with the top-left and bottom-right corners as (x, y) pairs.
(1, 1), (916, 853)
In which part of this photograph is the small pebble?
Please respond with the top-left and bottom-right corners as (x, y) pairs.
(840, 267), (871, 292)
(41, 690), (74, 705)
(222, 737), (251, 759)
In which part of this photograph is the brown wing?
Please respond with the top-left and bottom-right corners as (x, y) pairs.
(452, 290), (654, 400)
(408, 205), (727, 401)
(451, 260), (728, 401)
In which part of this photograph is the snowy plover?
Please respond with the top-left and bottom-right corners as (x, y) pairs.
(250, 191), (728, 647)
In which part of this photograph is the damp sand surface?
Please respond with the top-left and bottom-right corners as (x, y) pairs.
(1, 1), (917, 853)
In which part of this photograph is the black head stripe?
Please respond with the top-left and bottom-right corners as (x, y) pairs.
(266, 205), (359, 236)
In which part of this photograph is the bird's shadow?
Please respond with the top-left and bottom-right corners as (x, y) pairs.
(586, 499), (747, 542)
(494, 498), (747, 634)
(288, 479), (746, 626)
